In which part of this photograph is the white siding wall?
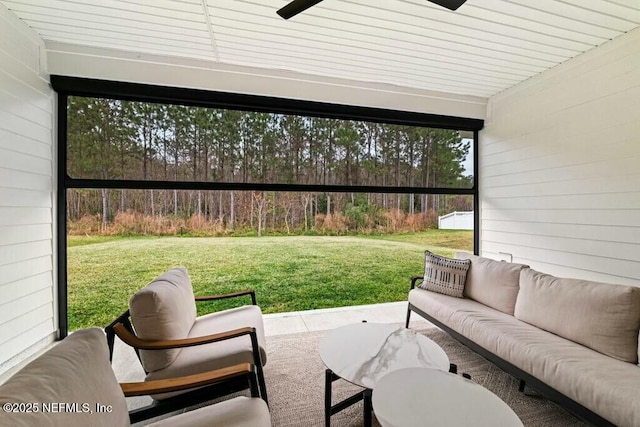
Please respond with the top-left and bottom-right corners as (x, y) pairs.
(0, 5), (55, 373)
(480, 27), (640, 286)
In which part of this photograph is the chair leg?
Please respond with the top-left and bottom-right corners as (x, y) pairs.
(250, 330), (269, 405)
(249, 367), (260, 398)
(105, 326), (116, 361)
(405, 306), (412, 328)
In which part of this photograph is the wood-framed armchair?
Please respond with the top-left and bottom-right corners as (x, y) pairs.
(0, 328), (271, 427)
(105, 268), (268, 422)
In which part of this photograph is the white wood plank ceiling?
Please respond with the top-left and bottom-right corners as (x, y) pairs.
(2, 0), (639, 98)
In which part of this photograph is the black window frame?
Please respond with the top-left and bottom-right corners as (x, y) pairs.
(53, 75), (483, 337)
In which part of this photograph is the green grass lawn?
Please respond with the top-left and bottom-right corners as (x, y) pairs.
(67, 230), (473, 330)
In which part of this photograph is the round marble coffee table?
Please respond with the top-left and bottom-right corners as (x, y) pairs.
(373, 368), (524, 427)
(319, 323), (449, 427)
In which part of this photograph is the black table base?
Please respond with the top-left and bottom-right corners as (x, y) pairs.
(325, 368), (372, 427)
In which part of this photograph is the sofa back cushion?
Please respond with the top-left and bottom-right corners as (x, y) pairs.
(0, 328), (130, 427)
(130, 267), (197, 372)
(455, 252), (527, 315)
(515, 268), (640, 363)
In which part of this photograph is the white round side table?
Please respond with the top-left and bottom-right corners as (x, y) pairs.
(319, 323), (449, 426)
(373, 367), (524, 427)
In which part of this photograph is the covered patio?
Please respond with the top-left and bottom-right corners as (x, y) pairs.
(1, 0), (640, 425)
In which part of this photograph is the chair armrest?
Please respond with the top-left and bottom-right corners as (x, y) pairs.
(120, 363), (253, 397)
(410, 275), (424, 290)
(113, 323), (255, 350)
(196, 289), (257, 305)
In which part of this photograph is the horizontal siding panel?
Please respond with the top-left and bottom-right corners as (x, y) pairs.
(0, 51), (49, 96)
(42, 34), (215, 61)
(0, 241), (52, 267)
(481, 249), (640, 287)
(485, 84), (640, 143)
(481, 28), (640, 288)
(216, 35), (520, 88)
(0, 71), (52, 113)
(0, 288), (52, 326)
(490, 28), (640, 116)
(481, 113), (640, 156)
(0, 207), (51, 226)
(0, 129), (51, 158)
(481, 208), (640, 228)
(0, 148), (52, 174)
(0, 224), (52, 246)
(0, 108), (52, 144)
(0, 189), (52, 208)
(219, 27), (529, 81)
(0, 256), (52, 287)
(10, 3), (207, 31)
(481, 241), (640, 283)
(483, 166), (640, 194)
(482, 220), (640, 245)
(480, 100), (640, 166)
(483, 132), (637, 175)
(0, 5), (55, 369)
(0, 303), (53, 343)
(0, 272), (52, 306)
(0, 89), (52, 129)
(482, 230), (639, 263)
(32, 20), (211, 47)
(482, 190), (640, 208)
(504, 56), (640, 122)
(0, 12), (40, 72)
(17, 10), (211, 38)
(0, 310), (54, 359)
(4, 0), (206, 22)
(0, 168), (52, 191)
(0, 319), (54, 365)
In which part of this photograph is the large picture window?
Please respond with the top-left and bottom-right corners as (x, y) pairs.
(54, 76), (482, 335)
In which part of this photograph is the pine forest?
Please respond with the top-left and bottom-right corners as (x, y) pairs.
(66, 96), (474, 236)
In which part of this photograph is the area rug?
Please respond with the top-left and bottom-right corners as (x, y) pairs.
(264, 326), (586, 427)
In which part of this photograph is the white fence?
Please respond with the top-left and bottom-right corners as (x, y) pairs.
(438, 211), (474, 230)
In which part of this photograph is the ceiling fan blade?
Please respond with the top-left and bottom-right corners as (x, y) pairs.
(428, 0), (467, 11)
(277, 0), (325, 19)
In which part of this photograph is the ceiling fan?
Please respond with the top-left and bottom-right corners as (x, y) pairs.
(277, 0), (467, 20)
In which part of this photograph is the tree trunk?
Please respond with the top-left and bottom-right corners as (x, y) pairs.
(230, 191), (235, 230)
(101, 188), (109, 232)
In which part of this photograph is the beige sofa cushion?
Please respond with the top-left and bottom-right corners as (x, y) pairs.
(0, 328), (130, 427)
(146, 305), (267, 399)
(409, 289), (640, 426)
(149, 396), (271, 427)
(455, 252), (527, 315)
(130, 268), (197, 372)
(515, 268), (640, 363)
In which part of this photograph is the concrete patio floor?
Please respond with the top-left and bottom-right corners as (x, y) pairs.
(261, 301), (432, 335)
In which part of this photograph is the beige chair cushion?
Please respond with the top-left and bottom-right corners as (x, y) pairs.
(455, 252), (527, 315)
(418, 250), (470, 298)
(148, 396), (271, 427)
(130, 268), (197, 372)
(0, 328), (130, 427)
(146, 305), (267, 399)
(409, 289), (640, 426)
(515, 268), (640, 363)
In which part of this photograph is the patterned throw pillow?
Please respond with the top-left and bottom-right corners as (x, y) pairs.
(418, 250), (471, 298)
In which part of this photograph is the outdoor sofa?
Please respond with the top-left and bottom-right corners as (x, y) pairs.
(406, 252), (640, 427)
